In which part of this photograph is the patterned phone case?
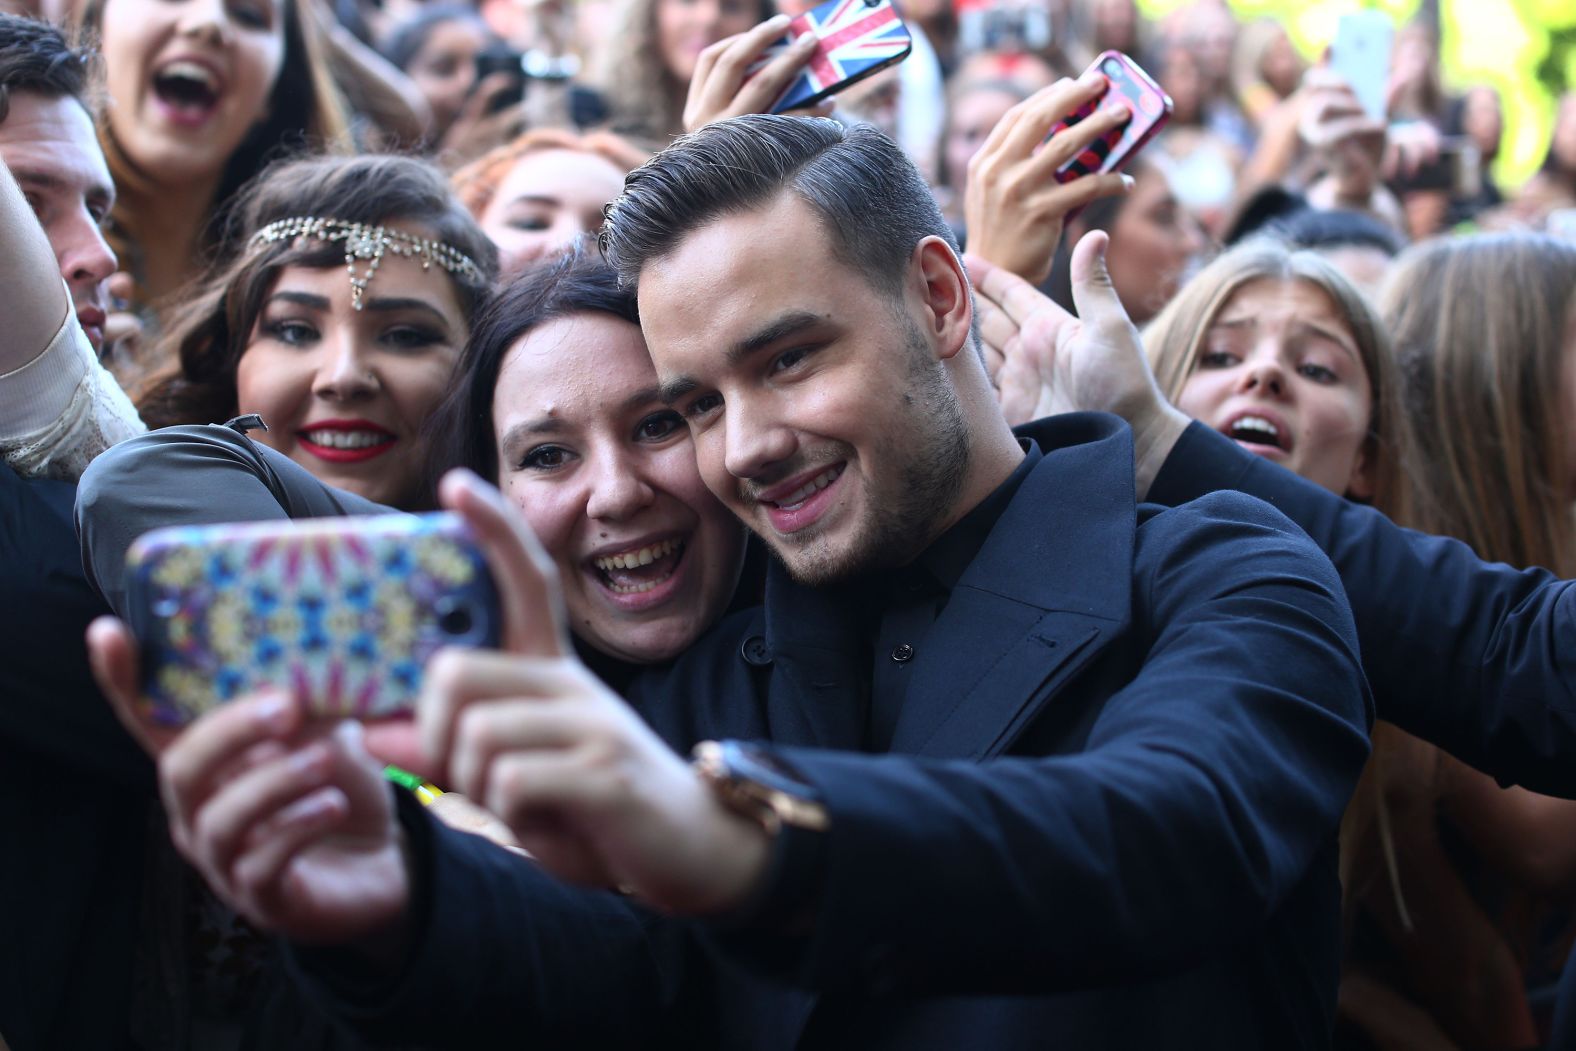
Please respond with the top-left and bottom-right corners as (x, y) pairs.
(747, 0), (914, 114)
(1049, 50), (1174, 183)
(127, 513), (501, 726)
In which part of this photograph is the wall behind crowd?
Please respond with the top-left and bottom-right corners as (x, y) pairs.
(1140, 0), (1576, 189)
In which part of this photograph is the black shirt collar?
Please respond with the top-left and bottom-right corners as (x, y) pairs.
(917, 438), (1041, 592)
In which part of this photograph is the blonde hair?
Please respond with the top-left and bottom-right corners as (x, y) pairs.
(1144, 237), (1406, 511)
(451, 127), (647, 218)
(1384, 232), (1576, 575)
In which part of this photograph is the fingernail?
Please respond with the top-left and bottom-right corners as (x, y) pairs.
(1120, 173), (1135, 191)
(794, 31), (817, 47)
(255, 691), (292, 731)
(768, 12), (790, 27)
(291, 743), (331, 778)
(1082, 70), (1105, 87)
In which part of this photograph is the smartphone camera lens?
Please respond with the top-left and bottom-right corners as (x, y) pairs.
(436, 599), (475, 637)
(1101, 58), (1121, 78)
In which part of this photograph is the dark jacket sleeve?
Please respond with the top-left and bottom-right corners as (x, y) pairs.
(75, 423), (391, 620)
(717, 490), (1370, 994)
(1150, 421), (1576, 796)
(284, 790), (694, 1048)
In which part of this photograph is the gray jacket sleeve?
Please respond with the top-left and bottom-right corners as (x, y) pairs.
(75, 422), (394, 620)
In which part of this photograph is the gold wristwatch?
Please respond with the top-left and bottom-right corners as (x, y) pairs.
(692, 740), (830, 835)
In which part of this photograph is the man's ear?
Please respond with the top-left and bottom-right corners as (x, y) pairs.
(911, 236), (973, 362)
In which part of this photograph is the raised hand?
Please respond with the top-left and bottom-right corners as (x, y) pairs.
(964, 72), (1135, 285)
(422, 471), (771, 914)
(967, 231), (1189, 495)
(83, 616), (414, 950)
(682, 14), (835, 133)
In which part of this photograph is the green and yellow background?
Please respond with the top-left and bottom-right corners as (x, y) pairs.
(1139, 0), (1576, 189)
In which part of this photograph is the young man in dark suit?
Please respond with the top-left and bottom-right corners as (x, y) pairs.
(131, 116), (1371, 1048)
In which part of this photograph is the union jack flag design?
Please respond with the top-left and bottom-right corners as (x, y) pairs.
(751, 0), (912, 113)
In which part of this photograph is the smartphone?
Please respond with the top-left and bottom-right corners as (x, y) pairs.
(1048, 50), (1173, 185)
(1390, 135), (1482, 197)
(1331, 10), (1393, 120)
(748, 0), (914, 114)
(957, 2), (1052, 55)
(126, 513), (501, 727)
(473, 45), (528, 115)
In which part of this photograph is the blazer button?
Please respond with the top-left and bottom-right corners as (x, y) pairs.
(740, 635), (772, 666)
(890, 643), (915, 663)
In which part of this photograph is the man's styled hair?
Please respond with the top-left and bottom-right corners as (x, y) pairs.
(600, 115), (957, 297)
(0, 15), (91, 125)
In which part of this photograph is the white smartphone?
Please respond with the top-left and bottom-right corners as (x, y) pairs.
(1331, 10), (1393, 120)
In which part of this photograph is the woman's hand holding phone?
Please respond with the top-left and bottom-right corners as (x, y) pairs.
(964, 72), (1135, 286)
(682, 14), (835, 133)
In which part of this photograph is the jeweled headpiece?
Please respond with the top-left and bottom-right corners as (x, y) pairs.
(249, 217), (485, 311)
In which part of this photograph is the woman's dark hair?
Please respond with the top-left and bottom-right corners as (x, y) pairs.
(427, 240), (640, 491)
(1277, 208), (1406, 257)
(137, 153), (498, 428)
(381, 4), (489, 71)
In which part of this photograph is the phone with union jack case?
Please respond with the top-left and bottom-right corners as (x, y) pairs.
(126, 513), (501, 727)
(1048, 51), (1173, 184)
(750, 0), (913, 114)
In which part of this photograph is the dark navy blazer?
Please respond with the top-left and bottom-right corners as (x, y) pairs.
(1149, 422), (1576, 796)
(290, 413), (1371, 1050)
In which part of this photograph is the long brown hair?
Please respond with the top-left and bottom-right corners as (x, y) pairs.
(82, 0), (351, 256)
(1144, 237), (1408, 512)
(594, 0), (775, 145)
(1385, 232), (1576, 576)
(136, 153), (498, 429)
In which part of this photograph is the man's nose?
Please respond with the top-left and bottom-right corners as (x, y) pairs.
(60, 213), (118, 295)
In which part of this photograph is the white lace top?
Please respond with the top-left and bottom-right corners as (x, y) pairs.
(0, 307), (145, 481)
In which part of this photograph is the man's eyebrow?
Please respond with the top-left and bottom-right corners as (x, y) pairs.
(730, 310), (826, 366)
(15, 170), (115, 209)
(658, 376), (698, 405)
(656, 311), (829, 405)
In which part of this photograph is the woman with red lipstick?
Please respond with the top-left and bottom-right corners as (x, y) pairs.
(135, 152), (497, 509)
(85, 0), (350, 327)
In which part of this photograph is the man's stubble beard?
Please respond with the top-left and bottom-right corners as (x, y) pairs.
(762, 323), (972, 588)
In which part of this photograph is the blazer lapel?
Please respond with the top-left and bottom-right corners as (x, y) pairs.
(889, 414), (1139, 760)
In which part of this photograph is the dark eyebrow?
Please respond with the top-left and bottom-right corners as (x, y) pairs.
(498, 419), (566, 452)
(657, 311), (828, 405)
(15, 170), (116, 211)
(360, 297), (452, 327)
(265, 290), (330, 311)
(731, 310), (826, 365)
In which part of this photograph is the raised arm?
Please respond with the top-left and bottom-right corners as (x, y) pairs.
(76, 422), (390, 620)
(713, 491), (1370, 993)
(0, 152), (71, 376)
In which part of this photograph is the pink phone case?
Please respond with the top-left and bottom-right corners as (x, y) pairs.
(1048, 50), (1173, 183)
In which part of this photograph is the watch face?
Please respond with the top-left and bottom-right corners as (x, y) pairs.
(721, 741), (820, 802)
